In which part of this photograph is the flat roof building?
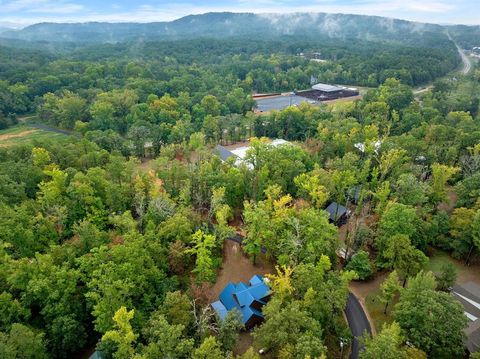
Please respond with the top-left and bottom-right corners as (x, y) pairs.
(254, 83), (359, 112)
(312, 83), (344, 92)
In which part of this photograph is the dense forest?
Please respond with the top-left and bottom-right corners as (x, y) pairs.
(0, 31), (461, 132)
(0, 13), (451, 43)
(0, 12), (480, 359)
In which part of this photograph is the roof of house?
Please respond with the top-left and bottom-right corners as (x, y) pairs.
(216, 140), (291, 168)
(354, 140), (382, 154)
(230, 139), (290, 160)
(452, 282), (480, 353)
(211, 275), (271, 326)
(239, 305), (264, 324)
(461, 282), (480, 301)
(211, 300), (229, 320)
(234, 289), (257, 307)
(325, 202), (348, 221)
(349, 185), (362, 202)
(270, 139), (289, 146)
(312, 83), (343, 92)
(215, 145), (236, 161)
(466, 320), (480, 353)
(89, 351), (105, 359)
(249, 274), (263, 286)
(219, 283), (238, 310)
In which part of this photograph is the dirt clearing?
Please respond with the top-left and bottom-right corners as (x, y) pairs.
(206, 240), (274, 356)
(0, 129), (38, 142)
(209, 240), (274, 300)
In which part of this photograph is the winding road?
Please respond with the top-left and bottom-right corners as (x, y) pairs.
(448, 31), (472, 75)
(345, 292), (372, 359)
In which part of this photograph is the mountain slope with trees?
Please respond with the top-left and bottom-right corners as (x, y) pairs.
(0, 12), (469, 47)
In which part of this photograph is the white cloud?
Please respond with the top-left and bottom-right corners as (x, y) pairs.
(0, 0), (84, 14)
(26, 4), (84, 14)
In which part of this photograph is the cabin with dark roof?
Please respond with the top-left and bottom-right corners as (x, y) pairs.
(325, 202), (349, 225)
(215, 144), (236, 162)
(348, 185), (363, 204)
(211, 275), (271, 329)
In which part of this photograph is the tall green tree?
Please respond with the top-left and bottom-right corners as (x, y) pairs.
(345, 250), (373, 280)
(0, 324), (48, 359)
(429, 163), (459, 206)
(218, 308), (243, 352)
(188, 230), (218, 283)
(140, 311), (194, 359)
(394, 271), (467, 358)
(101, 307), (137, 359)
(436, 262), (457, 291)
(379, 270), (401, 314)
(383, 234), (428, 285)
(361, 322), (408, 359)
(192, 336), (224, 359)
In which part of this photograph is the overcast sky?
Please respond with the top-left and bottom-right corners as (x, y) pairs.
(0, 0), (478, 27)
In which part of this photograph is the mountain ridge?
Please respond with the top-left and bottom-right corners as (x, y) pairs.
(0, 12), (478, 47)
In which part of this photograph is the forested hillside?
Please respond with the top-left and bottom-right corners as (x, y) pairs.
(448, 25), (480, 49)
(0, 12), (451, 45)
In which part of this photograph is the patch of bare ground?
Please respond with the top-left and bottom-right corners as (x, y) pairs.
(437, 186), (458, 214)
(209, 240), (275, 300)
(338, 222), (348, 243)
(224, 140), (251, 150)
(137, 158), (154, 172)
(349, 272), (387, 335)
(0, 129), (38, 142)
(234, 332), (255, 356)
(349, 272), (387, 302)
(323, 95), (362, 104)
(455, 260), (480, 285)
(426, 247), (480, 286)
(453, 259), (480, 285)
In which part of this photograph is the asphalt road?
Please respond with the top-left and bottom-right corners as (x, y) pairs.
(457, 45), (472, 75)
(345, 292), (372, 359)
(448, 31), (472, 75)
(29, 122), (75, 136)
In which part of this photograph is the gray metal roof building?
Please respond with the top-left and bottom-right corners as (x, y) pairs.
(325, 202), (349, 223)
(215, 145), (236, 162)
(452, 282), (480, 353)
(312, 83), (344, 92)
(254, 83), (359, 113)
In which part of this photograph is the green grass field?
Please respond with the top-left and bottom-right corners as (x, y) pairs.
(426, 250), (455, 275)
(365, 287), (397, 332)
(0, 125), (68, 147)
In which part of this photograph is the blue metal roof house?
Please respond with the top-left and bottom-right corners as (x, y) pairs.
(211, 275), (271, 329)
